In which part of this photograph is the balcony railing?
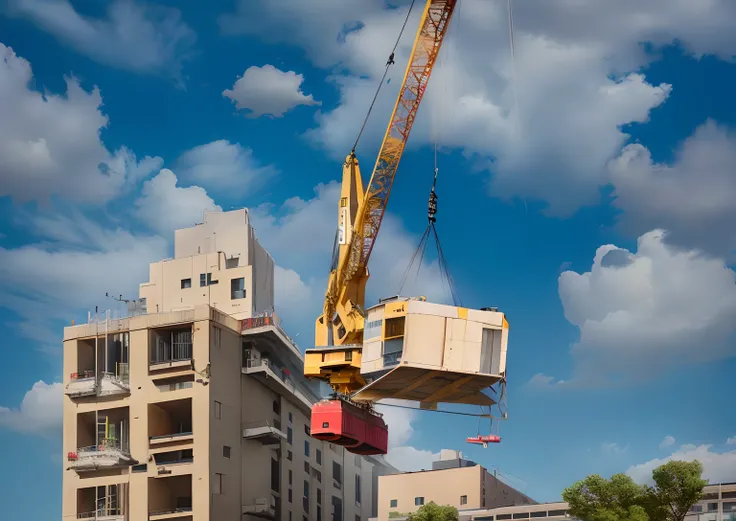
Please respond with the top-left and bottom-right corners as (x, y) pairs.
(77, 507), (124, 519)
(383, 351), (402, 367)
(150, 332), (192, 365)
(68, 438), (133, 471)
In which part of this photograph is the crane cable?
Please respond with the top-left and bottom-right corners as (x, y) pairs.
(351, 0), (417, 153)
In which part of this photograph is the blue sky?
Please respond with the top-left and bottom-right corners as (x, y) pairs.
(1, 1), (736, 520)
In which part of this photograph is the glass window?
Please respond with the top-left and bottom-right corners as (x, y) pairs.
(181, 278), (191, 289)
(231, 277), (245, 299)
(460, 495), (467, 505)
(415, 497), (424, 506)
(305, 440), (310, 457)
(223, 445), (231, 458)
(390, 499), (398, 508)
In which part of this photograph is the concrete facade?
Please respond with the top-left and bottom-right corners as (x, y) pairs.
(376, 452), (535, 521)
(140, 209), (275, 320)
(62, 210), (395, 521)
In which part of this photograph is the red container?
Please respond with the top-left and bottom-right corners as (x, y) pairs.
(311, 400), (388, 455)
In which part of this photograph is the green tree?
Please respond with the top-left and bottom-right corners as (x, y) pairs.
(647, 460), (707, 521)
(407, 502), (459, 521)
(563, 473), (649, 521)
(562, 460), (707, 521)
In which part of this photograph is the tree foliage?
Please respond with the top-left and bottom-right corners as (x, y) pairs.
(408, 502), (459, 521)
(562, 460), (707, 521)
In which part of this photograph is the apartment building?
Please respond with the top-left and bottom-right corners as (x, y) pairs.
(62, 209), (396, 521)
(377, 450), (535, 521)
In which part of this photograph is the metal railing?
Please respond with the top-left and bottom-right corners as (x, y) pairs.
(77, 506), (123, 519)
(150, 331), (192, 364)
(69, 437), (131, 459)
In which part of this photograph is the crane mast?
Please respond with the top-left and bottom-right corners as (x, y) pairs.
(305, 0), (458, 394)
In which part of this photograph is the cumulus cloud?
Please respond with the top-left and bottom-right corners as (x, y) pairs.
(557, 230), (736, 385)
(0, 211), (168, 349)
(609, 120), (736, 258)
(627, 442), (736, 485)
(0, 42), (162, 203)
(211, 1), (736, 214)
(3, 0), (196, 82)
(659, 435), (676, 449)
(376, 399), (439, 472)
(727, 437), (736, 445)
(134, 169), (222, 236)
(223, 65), (320, 118)
(250, 181), (452, 336)
(0, 381), (62, 436)
(175, 140), (278, 197)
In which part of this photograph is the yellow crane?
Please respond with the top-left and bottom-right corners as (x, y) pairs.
(304, 0), (458, 394)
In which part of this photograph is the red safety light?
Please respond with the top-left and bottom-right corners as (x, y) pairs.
(311, 399), (388, 455)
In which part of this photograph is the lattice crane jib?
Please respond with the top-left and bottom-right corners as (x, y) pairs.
(306, 0), (458, 393)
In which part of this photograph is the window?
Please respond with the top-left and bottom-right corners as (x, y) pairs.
(355, 474), (361, 504)
(316, 448), (322, 465)
(724, 492), (736, 499)
(305, 425), (311, 435)
(225, 256), (239, 269)
(213, 473), (224, 495)
(317, 505), (322, 521)
(132, 464), (147, 473)
(214, 401), (222, 419)
(200, 272), (213, 287)
(460, 495), (467, 505)
(287, 450), (293, 461)
(708, 503), (719, 512)
(332, 496), (343, 521)
(497, 515), (512, 520)
(273, 400), (280, 414)
(475, 517), (494, 521)
(288, 427), (293, 444)
(317, 489), (322, 505)
(530, 513), (547, 518)
(289, 470), (293, 485)
(547, 512), (567, 517)
(390, 499), (398, 508)
(513, 514), (530, 519)
(304, 481), (310, 513)
(364, 319), (382, 339)
(305, 461), (310, 473)
(289, 412), (293, 423)
(181, 278), (191, 289)
(213, 326), (221, 348)
(690, 506), (703, 513)
(333, 462), (342, 484)
(415, 497), (424, 506)
(305, 440), (310, 457)
(231, 277), (245, 299)
(272, 458), (280, 492)
(288, 488), (292, 503)
(223, 445), (231, 458)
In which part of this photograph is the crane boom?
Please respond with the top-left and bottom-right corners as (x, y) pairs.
(307, 0), (457, 392)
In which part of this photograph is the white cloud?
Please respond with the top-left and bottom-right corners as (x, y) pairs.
(659, 435), (676, 449)
(376, 399), (439, 472)
(0, 212), (168, 349)
(0, 42), (162, 203)
(223, 65), (320, 118)
(727, 437), (736, 445)
(557, 230), (736, 385)
(0, 381), (62, 436)
(526, 373), (565, 387)
(175, 140), (277, 197)
(4, 0), (196, 81)
(134, 169), (222, 236)
(609, 120), (736, 258)
(215, 0), (736, 214)
(627, 443), (736, 485)
(250, 181), (452, 337)
(602, 442), (629, 455)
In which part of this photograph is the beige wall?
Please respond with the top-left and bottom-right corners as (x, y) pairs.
(141, 208), (275, 320)
(378, 466), (484, 520)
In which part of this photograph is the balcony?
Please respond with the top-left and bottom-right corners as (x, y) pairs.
(66, 370), (96, 398)
(68, 439), (134, 472)
(148, 474), (192, 520)
(149, 398), (193, 448)
(150, 326), (193, 372)
(243, 358), (313, 415)
(243, 496), (277, 519)
(243, 420), (287, 446)
(71, 408), (132, 473)
(77, 484), (127, 520)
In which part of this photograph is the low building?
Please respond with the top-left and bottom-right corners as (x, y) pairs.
(377, 450), (535, 521)
(61, 209), (395, 521)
